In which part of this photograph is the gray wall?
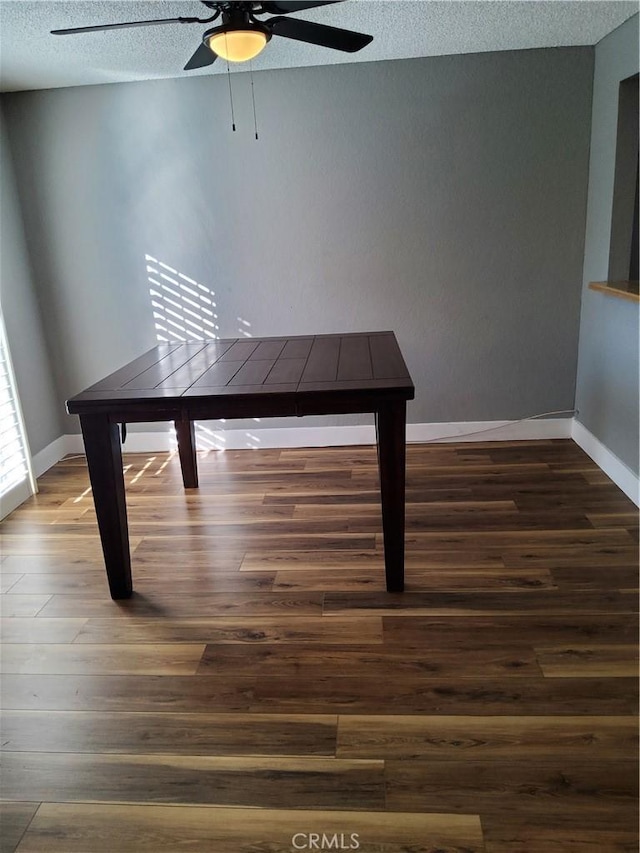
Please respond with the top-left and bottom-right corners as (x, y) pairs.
(575, 15), (639, 474)
(0, 106), (63, 455)
(2, 47), (593, 435)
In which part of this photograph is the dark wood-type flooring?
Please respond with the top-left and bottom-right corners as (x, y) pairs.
(0, 438), (638, 852)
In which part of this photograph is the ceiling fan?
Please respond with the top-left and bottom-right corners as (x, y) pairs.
(51, 1), (374, 70)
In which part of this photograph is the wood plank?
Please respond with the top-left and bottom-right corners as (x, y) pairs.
(323, 590), (638, 617)
(403, 510), (595, 532)
(0, 505), (92, 523)
(227, 359), (276, 386)
(397, 529), (636, 548)
(369, 333), (410, 379)
(8, 570), (275, 596)
(0, 644), (206, 676)
(0, 536), (143, 557)
(550, 566), (640, 590)
(197, 643), (543, 678)
(0, 596), (51, 618)
(273, 568), (556, 592)
(2, 753), (385, 810)
(279, 447), (376, 462)
(241, 549), (385, 572)
(337, 335), (372, 381)
(2, 518), (384, 538)
(337, 715), (638, 761)
(157, 346), (233, 388)
(1, 711), (337, 756)
(1, 552), (241, 573)
(179, 467), (354, 483)
(122, 343), (207, 390)
(480, 446), (606, 463)
(241, 549), (505, 572)
(385, 759), (638, 827)
(217, 340), (259, 362)
(468, 481), (627, 500)
(0, 674), (256, 713)
(37, 592), (323, 619)
(85, 344), (181, 391)
(249, 675), (639, 715)
(581, 466), (611, 486)
(535, 645), (639, 677)
(280, 337), (313, 359)
(3, 673), (637, 717)
(0, 574), (23, 593)
(514, 494), (635, 512)
(292, 503), (383, 519)
(0, 802), (40, 853)
(250, 341), (288, 361)
(588, 281), (640, 303)
(0, 619), (86, 644)
(14, 803), (484, 853)
(502, 545), (639, 568)
(382, 615), (639, 648)
(482, 818), (638, 852)
(186, 360), (244, 388)
(400, 550), (512, 569)
(265, 486), (405, 502)
(587, 512), (639, 529)
(264, 357), (306, 384)
(133, 540), (246, 563)
(294, 500), (519, 518)
(184, 380), (297, 396)
(73, 617), (383, 645)
(6, 572), (114, 596)
(300, 336), (340, 383)
(134, 534), (376, 555)
(77, 503), (298, 524)
(385, 462), (556, 477)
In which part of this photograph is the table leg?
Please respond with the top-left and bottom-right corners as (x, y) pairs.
(376, 401), (407, 592)
(79, 413), (132, 600)
(175, 418), (199, 488)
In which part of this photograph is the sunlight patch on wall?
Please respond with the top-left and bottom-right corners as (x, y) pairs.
(146, 254), (219, 342)
(237, 316), (253, 338)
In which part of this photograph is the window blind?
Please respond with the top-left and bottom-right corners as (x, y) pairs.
(0, 314), (35, 517)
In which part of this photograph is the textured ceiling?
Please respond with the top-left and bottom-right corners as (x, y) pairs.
(0, 1), (637, 92)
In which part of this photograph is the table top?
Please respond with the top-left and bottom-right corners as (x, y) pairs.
(67, 331), (414, 416)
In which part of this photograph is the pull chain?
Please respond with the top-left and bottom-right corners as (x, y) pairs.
(225, 34), (236, 132)
(250, 60), (259, 140)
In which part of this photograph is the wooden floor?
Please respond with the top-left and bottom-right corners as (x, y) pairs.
(0, 438), (638, 853)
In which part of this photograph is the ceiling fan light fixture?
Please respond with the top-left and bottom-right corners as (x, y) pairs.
(206, 24), (270, 62)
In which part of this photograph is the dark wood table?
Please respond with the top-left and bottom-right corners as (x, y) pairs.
(67, 331), (415, 599)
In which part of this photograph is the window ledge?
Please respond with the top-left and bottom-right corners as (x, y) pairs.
(588, 281), (640, 303)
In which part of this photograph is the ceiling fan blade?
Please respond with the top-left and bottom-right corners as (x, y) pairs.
(267, 16), (372, 52)
(184, 42), (217, 71)
(51, 17), (199, 35)
(260, 1), (341, 14)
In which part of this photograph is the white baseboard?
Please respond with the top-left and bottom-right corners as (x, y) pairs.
(571, 420), (640, 506)
(32, 435), (69, 478)
(406, 419), (573, 443)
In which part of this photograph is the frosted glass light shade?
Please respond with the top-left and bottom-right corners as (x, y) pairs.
(208, 29), (267, 62)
